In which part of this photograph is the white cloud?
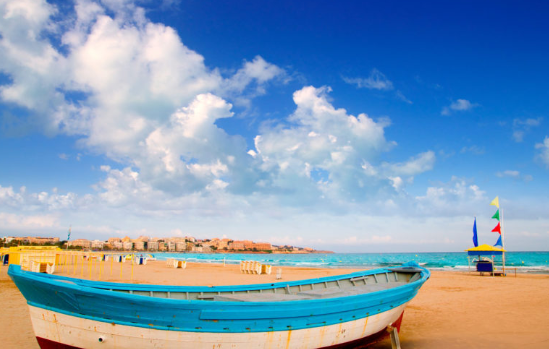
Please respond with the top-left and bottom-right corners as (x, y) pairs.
(0, 184), (78, 211)
(2, 0), (513, 249)
(3, 1), (434, 209)
(0, 0), (69, 134)
(342, 68), (394, 90)
(495, 170), (533, 182)
(512, 117), (542, 142)
(388, 176), (404, 191)
(224, 55), (286, 92)
(535, 136), (549, 167)
(252, 85), (401, 201)
(395, 90), (412, 104)
(415, 177), (486, 215)
(460, 145), (485, 155)
(0, 0), (284, 156)
(441, 99), (479, 116)
(381, 151), (435, 177)
(496, 170), (520, 178)
(0, 212), (58, 228)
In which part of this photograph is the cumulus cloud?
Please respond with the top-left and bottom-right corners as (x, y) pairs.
(441, 99), (479, 116)
(252, 85), (403, 202)
(0, 1), (444, 237)
(342, 68), (394, 90)
(0, 185), (78, 211)
(222, 55), (287, 107)
(0, 0), (284, 154)
(415, 177), (486, 216)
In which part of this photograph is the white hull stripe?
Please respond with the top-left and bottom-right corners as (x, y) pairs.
(29, 303), (406, 349)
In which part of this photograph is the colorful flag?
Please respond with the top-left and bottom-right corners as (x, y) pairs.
(490, 196), (499, 209)
(491, 222), (501, 234)
(472, 218), (479, 247)
(494, 235), (502, 247)
(67, 226), (71, 241)
(492, 209), (500, 221)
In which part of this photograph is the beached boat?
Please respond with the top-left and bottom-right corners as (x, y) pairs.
(8, 261), (429, 349)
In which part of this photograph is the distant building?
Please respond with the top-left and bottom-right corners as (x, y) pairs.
(28, 237), (60, 245)
(7, 236), (29, 244)
(231, 241), (245, 250)
(175, 242), (186, 252)
(147, 241), (158, 251)
(218, 239), (231, 250)
(68, 239), (91, 249)
(6, 236), (60, 245)
(134, 241), (146, 251)
(91, 240), (105, 249)
(253, 243), (272, 251)
(123, 241), (133, 250)
(167, 242), (176, 252)
(108, 238), (122, 245)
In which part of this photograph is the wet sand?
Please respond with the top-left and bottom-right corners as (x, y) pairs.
(1, 260), (548, 348)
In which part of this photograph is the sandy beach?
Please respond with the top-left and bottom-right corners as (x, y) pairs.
(1, 260), (548, 348)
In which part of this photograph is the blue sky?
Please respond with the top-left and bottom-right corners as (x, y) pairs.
(1, 0), (548, 252)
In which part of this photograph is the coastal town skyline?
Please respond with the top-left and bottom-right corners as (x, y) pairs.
(1, 1), (549, 252)
(2, 235), (325, 254)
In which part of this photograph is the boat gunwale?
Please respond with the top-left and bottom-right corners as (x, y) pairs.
(8, 264), (429, 292)
(8, 264), (429, 306)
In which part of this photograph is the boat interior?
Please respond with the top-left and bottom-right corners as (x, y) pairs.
(102, 267), (423, 302)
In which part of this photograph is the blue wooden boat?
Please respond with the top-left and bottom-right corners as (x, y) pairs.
(8, 262), (429, 349)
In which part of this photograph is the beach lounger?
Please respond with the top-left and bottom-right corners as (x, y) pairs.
(261, 264), (272, 275)
(30, 261), (55, 274)
(254, 261), (262, 275)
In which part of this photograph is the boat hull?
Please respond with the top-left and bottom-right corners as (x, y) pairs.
(29, 303), (406, 349)
(9, 263), (429, 349)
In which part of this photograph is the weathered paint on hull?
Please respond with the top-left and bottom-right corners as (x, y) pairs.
(29, 304), (406, 349)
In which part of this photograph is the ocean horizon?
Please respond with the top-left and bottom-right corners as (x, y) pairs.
(151, 251), (549, 273)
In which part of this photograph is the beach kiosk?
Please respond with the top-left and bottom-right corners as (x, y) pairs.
(465, 244), (506, 276)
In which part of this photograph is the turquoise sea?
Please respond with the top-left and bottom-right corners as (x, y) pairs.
(152, 251), (549, 273)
